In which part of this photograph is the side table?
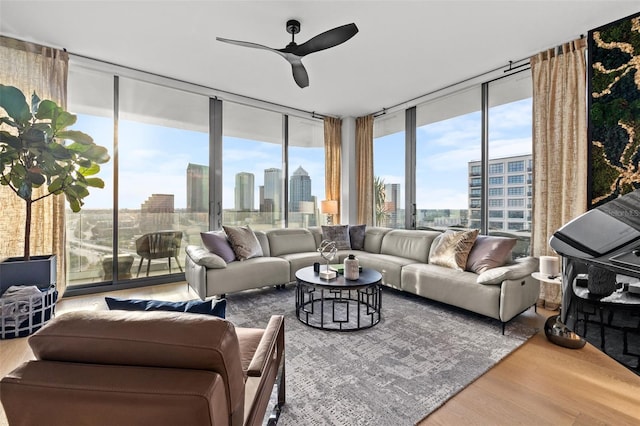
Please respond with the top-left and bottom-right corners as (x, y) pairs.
(532, 272), (586, 349)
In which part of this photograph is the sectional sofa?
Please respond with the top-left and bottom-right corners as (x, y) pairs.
(185, 226), (540, 331)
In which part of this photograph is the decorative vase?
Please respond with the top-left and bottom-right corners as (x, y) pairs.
(344, 254), (359, 280)
(587, 264), (617, 297)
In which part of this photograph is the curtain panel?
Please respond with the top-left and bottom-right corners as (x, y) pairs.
(324, 117), (342, 224)
(530, 38), (588, 309)
(0, 36), (69, 295)
(356, 115), (374, 225)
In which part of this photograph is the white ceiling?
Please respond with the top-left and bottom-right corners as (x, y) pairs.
(1, 1), (639, 117)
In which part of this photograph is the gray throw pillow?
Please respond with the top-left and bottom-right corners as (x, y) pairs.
(185, 245), (227, 269)
(223, 225), (264, 261)
(349, 224), (366, 250)
(201, 231), (236, 263)
(321, 225), (351, 250)
(466, 235), (517, 274)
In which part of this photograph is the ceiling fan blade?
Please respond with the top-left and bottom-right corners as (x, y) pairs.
(293, 23), (359, 57)
(291, 60), (309, 88)
(216, 37), (278, 54)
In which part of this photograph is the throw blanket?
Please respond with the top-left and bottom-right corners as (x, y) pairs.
(0, 285), (43, 328)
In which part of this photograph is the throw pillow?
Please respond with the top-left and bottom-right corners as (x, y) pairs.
(428, 229), (479, 271)
(466, 235), (517, 274)
(105, 296), (226, 319)
(476, 257), (538, 285)
(349, 224), (366, 250)
(201, 231), (236, 263)
(321, 225), (351, 250)
(222, 225), (264, 261)
(185, 245), (227, 269)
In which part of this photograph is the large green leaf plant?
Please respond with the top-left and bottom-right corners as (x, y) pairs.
(0, 84), (110, 260)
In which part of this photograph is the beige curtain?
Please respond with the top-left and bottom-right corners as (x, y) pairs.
(324, 117), (342, 224)
(356, 115), (374, 225)
(530, 38), (588, 309)
(0, 36), (69, 295)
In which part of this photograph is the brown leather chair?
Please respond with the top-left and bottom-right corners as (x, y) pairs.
(135, 230), (184, 277)
(0, 310), (285, 426)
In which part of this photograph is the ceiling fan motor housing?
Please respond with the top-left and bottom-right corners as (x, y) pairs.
(286, 19), (301, 35)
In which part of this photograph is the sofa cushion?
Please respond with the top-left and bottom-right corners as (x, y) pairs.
(363, 227), (392, 254)
(466, 235), (517, 274)
(223, 225), (264, 261)
(201, 231), (236, 263)
(381, 229), (440, 263)
(267, 228), (317, 257)
(321, 225), (351, 250)
(105, 296), (226, 319)
(429, 229), (479, 271)
(349, 224), (366, 250)
(476, 257), (539, 285)
(185, 245), (227, 269)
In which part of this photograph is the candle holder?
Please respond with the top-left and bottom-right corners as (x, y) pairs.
(318, 240), (337, 279)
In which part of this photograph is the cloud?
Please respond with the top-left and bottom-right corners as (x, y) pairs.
(416, 187), (469, 209)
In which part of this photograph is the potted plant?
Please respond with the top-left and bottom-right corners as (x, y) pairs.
(0, 84), (110, 292)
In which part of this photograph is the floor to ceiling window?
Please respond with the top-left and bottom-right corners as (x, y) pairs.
(66, 66), (114, 287)
(373, 110), (406, 228)
(118, 78), (210, 279)
(222, 102), (284, 230)
(287, 116), (325, 228)
(487, 72), (533, 256)
(66, 65), (210, 289)
(415, 87), (482, 231)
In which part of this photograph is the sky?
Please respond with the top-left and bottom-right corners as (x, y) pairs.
(73, 97), (531, 211)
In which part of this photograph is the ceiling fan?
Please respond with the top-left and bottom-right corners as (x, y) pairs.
(217, 20), (359, 88)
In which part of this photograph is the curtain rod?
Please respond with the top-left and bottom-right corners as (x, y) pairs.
(372, 57), (530, 118)
(67, 50), (331, 122)
(372, 33), (587, 118)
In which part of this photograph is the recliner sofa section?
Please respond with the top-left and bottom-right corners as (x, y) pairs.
(185, 226), (539, 329)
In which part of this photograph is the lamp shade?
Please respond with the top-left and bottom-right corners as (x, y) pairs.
(320, 200), (338, 215)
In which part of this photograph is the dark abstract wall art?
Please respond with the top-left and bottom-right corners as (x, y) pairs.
(588, 11), (640, 208)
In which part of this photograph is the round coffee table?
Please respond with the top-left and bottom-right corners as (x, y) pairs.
(295, 265), (382, 331)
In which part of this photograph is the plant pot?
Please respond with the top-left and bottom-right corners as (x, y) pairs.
(0, 255), (57, 296)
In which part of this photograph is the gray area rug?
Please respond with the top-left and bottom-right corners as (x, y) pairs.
(225, 285), (536, 426)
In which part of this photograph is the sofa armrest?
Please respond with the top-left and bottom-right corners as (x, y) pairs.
(247, 315), (284, 377)
(476, 257), (539, 285)
(185, 245), (227, 269)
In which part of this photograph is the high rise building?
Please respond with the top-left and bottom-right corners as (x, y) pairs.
(262, 168), (282, 214)
(234, 172), (255, 211)
(468, 154), (532, 232)
(140, 194), (174, 232)
(186, 163), (209, 213)
(384, 183), (401, 227)
(289, 165), (312, 212)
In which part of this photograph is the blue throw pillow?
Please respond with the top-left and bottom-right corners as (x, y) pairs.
(104, 297), (226, 319)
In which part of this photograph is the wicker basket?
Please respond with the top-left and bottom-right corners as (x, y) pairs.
(0, 285), (57, 339)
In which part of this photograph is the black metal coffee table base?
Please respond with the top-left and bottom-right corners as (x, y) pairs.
(295, 266), (382, 331)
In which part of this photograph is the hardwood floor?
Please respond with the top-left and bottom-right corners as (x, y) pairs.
(1, 282), (639, 425)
